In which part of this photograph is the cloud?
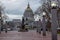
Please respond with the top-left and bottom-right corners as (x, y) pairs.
(0, 0), (42, 20)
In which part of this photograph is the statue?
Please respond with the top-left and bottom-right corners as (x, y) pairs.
(19, 17), (28, 32)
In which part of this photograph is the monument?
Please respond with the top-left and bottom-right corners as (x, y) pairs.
(19, 17), (28, 32)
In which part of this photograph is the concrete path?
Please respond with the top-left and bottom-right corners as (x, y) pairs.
(0, 30), (60, 40)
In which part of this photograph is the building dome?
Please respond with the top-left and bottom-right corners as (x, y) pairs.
(24, 3), (34, 19)
(25, 3), (33, 12)
(23, 3), (34, 27)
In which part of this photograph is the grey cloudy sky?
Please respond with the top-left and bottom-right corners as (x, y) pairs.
(0, 0), (43, 20)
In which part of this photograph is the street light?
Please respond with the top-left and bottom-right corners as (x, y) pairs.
(42, 12), (46, 36)
(51, 1), (58, 7)
(51, 1), (58, 8)
(51, 1), (58, 40)
(43, 12), (46, 16)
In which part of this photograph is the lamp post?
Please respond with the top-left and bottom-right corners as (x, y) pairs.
(42, 12), (46, 36)
(51, 1), (58, 40)
(0, 17), (1, 33)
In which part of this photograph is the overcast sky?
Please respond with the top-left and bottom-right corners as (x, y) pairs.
(0, 0), (43, 21)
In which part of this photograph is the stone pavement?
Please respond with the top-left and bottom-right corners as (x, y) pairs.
(0, 30), (60, 40)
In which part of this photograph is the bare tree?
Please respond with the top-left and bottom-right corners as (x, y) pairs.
(0, 2), (4, 33)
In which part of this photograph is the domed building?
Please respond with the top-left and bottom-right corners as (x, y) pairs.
(23, 3), (34, 28)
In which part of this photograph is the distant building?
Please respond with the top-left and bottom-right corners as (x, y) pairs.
(33, 19), (42, 28)
(7, 19), (22, 31)
(12, 19), (22, 28)
(13, 19), (21, 23)
(23, 3), (34, 28)
(6, 21), (14, 30)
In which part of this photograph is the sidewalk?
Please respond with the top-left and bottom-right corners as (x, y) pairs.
(0, 30), (60, 40)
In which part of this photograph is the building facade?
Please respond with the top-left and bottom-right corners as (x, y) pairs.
(23, 3), (34, 28)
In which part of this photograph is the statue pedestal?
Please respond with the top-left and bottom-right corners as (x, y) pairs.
(18, 28), (28, 32)
(19, 17), (28, 32)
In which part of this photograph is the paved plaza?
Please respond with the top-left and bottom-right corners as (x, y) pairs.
(0, 30), (60, 40)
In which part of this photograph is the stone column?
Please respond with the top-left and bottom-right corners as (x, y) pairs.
(42, 15), (46, 36)
(51, 8), (58, 40)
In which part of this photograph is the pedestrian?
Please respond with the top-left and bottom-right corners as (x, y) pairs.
(37, 19), (42, 34)
(38, 19), (42, 34)
(0, 26), (1, 34)
(5, 22), (8, 33)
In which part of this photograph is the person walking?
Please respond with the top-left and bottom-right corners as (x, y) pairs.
(5, 22), (8, 33)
